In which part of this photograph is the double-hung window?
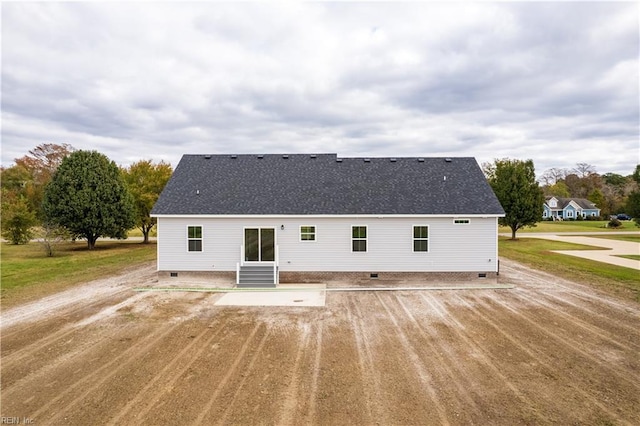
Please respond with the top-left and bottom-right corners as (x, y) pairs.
(188, 226), (203, 252)
(352, 226), (367, 252)
(300, 226), (316, 241)
(413, 226), (429, 252)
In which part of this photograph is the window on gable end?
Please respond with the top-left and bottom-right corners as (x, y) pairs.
(352, 226), (367, 252)
(413, 225), (429, 252)
(188, 226), (203, 252)
(300, 226), (316, 241)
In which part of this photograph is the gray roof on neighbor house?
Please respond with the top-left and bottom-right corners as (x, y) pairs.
(545, 197), (600, 210)
(151, 154), (505, 216)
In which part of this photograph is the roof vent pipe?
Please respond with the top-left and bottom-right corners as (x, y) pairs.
(282, 154), (289, 159)
(445, 158), (452, 163)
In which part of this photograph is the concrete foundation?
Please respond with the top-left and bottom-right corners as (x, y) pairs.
(280, 271), (499, 286)
(157, 271), (236, 287)
(157, 270), (498, 287)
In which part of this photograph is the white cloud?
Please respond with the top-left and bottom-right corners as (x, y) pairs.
(2, 2), (638, 175)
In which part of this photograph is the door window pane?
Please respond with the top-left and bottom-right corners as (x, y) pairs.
(260, 228), (275, 261)
(244, 228), (259, 261)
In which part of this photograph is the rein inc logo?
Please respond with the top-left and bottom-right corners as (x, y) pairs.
(1, 418), (34, 424)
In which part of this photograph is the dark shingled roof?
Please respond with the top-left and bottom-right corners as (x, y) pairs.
(545, 197), (599, 210)
(151, 154), (505, 216)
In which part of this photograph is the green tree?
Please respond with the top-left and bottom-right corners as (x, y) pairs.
(546, 181), (570, 198)
(587, 188), (605, 214)
(42, 150), (136, 250)
(0, 164), (31, 193)
(626, 192), (640, 226)
(122, 160), (172, 243)
(1, 190), (38, 244)
(486, 158), (545, 240)
(627, 165), (640, 226)
(602, 172), (627, 189)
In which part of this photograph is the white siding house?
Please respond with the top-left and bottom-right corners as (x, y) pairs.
(152, 154), (505, 286)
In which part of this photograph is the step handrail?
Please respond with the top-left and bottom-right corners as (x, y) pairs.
(274, 245), (279, 285)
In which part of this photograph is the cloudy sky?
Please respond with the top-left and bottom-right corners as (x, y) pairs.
(2, 2), (638, 176)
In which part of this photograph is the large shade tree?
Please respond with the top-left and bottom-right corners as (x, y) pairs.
(122, 160), (173, 243)
(43, 150), (136, 249)
(485, 158), (545, 239)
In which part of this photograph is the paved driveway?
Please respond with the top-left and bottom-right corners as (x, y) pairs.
(522, 232), (640, 270)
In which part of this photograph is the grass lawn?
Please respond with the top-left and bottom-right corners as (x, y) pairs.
(499, 220), (639, 234)
(499, 237), (640, 302)
(127, 228), (158, 238)
(1, 240), (156, 308)
(617, 255), (640, 261)
(589, 235), (640, 243)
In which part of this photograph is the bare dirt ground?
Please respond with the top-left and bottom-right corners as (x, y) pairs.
(1, 259), (639, 425)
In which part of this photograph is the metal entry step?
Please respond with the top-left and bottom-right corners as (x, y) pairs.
(237, 264), (276, 288)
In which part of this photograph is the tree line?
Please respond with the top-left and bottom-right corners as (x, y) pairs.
(2, 145), (638, 248)
(1, 144), (172, 251)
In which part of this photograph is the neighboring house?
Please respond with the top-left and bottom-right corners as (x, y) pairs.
(543, 196), (601, 220)
(151, 154), (505, 287)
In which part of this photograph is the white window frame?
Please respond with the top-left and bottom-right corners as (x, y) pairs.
(413, 225), (429, 253)
(566, 210), (574, 218)
(300, 225), (317, 242)
(351, 225), (367, 253)
(453, 218), (470, 224)
(187, 225), (203, 252)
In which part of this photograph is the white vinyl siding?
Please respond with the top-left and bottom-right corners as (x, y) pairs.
(156, 216), (499, 273)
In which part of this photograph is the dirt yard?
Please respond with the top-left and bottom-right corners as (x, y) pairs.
(1, 259), (639, 425)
